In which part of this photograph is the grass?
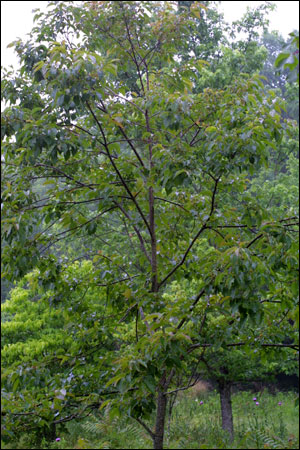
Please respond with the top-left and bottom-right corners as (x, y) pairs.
(2, 388), (299, 449)
(166, 387), (299, 449)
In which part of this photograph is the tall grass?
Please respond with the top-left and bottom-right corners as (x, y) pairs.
(2, 389), (298, 449)
(167, 387), (299, 449)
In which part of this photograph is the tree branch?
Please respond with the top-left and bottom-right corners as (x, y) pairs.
(246, 233), (263, 248)
(114, 201), (151, 263)
(187, 342), (299, 353)
(176, 288), (206, 330)
(86, 101), (152, 238)
(154, 197), (190, 213)
(134, 417), (155, 439)
(158, 178), (219, 289)
(165, 377), (201, 396)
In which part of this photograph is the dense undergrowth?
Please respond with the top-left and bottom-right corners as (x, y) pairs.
(2, 389), (298, 449)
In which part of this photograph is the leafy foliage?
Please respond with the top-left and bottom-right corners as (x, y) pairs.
(275, 31), (299, 84)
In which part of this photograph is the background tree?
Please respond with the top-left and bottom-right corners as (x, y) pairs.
(1, 261), (124, 443)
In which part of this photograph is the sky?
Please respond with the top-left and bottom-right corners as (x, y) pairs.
(1, 1), (299, 70)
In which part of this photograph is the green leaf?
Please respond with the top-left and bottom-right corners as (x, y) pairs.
(205, 126), (217, 133)
(274, 53), (290, 68)
(109, 406), (120, 420)
(12, 378), (20, 392)
(143, 375), (156, 394)
(106, 374), (124, 387)
(33, 61), (45, 73)
(99, 399), (111, 410)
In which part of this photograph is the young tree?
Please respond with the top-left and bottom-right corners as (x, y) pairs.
(1, 2), (298, 448)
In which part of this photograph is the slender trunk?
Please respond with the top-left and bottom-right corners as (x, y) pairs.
(149, 185), (158, 291)
(146, 67), (164, 449)
(153, 387), (168, 449)
(145, 98), (158, 293)
(218, 379), (234, 442)
(40, 422), (56, 443)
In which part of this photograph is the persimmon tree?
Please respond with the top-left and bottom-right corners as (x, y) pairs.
(1, 2), (298, 448)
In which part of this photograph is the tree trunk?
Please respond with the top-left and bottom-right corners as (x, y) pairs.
(39, 422), (56, 444)
(218, 379), (234, 442)
(153, 388), (168, 449)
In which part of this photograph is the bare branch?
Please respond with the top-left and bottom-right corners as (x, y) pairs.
(86, 101), (152, 237)
(40, 207), (116, 253)
(165, 377), (200, 396)
(246, 233), (263, 248)
(139, 306), (153, 335)
(114, 201), (151, 263)
(187, 342), (299, 354)
(134, 417), (155, 439)
(121, 10), (145, 92)
(158, 178), (219, 289)
(176, 288), (206, 330)
(34, 163), (95, 190)
(154, 197), (190, 213)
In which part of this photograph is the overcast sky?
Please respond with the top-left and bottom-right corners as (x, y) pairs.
(1, 1), (299, 70)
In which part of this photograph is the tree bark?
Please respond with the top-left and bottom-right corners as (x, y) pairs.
(153, 387), (168, 449)
(218, 379), (234, 442)
(149, 185), (158, 292)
